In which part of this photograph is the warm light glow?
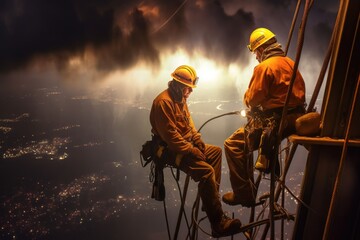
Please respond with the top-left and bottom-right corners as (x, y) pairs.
(240, 109), (247, 117)
(195, 58), (222, 86)
(155, 48), (253, 91)
(138, 4), (159, 18)
(59, 45), (258, 98)
(102, 62), (157, 100)
(67, 48), (257, 106)
(68, 57), (82, 67)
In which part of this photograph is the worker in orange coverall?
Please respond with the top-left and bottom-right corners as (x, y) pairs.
(222, 28), (306, 207)
(150, 65), (241, 237)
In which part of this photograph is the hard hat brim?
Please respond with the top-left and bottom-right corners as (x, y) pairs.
(171, 73), (197, 88)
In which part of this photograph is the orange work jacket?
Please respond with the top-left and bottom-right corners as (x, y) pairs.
(150, 89), (200, 155)
(244, 56), (306, 110)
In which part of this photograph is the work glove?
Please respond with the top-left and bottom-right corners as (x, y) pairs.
(193, 138), (206, 153)
(189, 147), (206, 161)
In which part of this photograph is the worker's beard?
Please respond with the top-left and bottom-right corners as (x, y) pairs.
(168, 80), (185, 102)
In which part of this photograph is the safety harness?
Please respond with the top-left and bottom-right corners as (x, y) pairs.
(140, 135), (168, 201)
(245, 105), (305, 174)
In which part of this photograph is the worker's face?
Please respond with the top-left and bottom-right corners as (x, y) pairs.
(254, 48), (263, 62)
(182, 86), (193, 99)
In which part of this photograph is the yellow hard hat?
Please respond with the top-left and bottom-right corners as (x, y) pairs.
(247, 28), (276, 52)
(171, 65), (198, 88)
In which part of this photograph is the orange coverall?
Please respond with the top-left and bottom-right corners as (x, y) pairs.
(224, 56), (306, 205)
(150, 88), (222, 184)
(150, 87), (231, 228)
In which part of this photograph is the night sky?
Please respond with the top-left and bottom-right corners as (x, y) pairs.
(0, 0), (337, 77)
(0, 0), (339, 239)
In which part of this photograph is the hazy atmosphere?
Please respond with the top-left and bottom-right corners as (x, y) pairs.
(0, 0), (338, 239)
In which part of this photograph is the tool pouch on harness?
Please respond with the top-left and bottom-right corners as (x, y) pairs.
(255, 117), (279, 174)
(244, 110), (279, 174)
(140, 136), (166, 201)
(140, 140), (156, 167)
(244, 111), (264, 152)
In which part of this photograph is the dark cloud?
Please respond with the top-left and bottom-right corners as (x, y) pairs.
(185, 1), (255, 65)
(0, 0), (253, 74)
(94, 8), (160, 72)
(0, 0), (116, 72)
(304, 1), (338, 59)
(152, 0), (190, 49)
(150, 0), (255, 65)
(307, 22), (333, 58)
(0, 0), (338, 75)
(261, 0), (292, 8)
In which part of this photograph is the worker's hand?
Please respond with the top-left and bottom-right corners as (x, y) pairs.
(193, 138), (206, 153)
(189, 147), (206, 161)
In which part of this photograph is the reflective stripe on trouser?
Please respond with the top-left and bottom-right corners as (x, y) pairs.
(224, 127), (257, 203)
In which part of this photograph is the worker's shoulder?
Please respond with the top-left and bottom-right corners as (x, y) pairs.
(259, 56), (294, 69)
(153, 89), (173, 105)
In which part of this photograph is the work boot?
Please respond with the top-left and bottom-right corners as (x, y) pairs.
(199, 177), (242, 237)
(211, 214), (242, 238)
(222, 192), (255, 207)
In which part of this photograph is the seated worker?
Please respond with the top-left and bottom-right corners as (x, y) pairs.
(222, 28), (306, 206)
(150, 65), (241, 237)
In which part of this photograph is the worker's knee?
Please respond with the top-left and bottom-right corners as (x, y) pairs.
(224, 138), (231, 150)
(192, 164), (215, 183)
(204, 144), (222, 162)
(213, 145), (222, 157)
